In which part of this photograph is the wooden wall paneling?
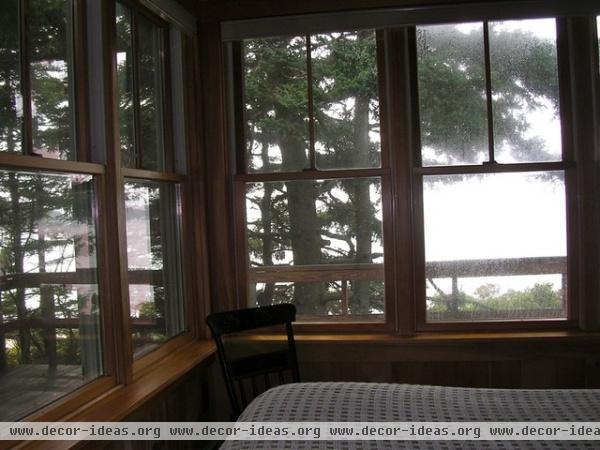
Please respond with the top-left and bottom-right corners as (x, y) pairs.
(520, 360), (557, 388)
(384, 28), (416, 336)
(489, 360), (522, 388)
(555, 358), (587, 388)
(585, 357), (600, 388)
(566, 17), (600, 331)
(197, 20), (239, 314)
(181, 33), (213, 339)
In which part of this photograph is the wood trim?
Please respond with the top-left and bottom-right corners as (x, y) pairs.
(182, 33), (213, 339)
(131, 8), (143, 168)
(62, 340), (214, 422)
(0, 153), (105, 174)
(233, 178), (250, 309)
(20, 376), (117, 422)
(306, 34), (317, 170)
(566, 16), (600, 331)
(132, 333), (194, 379)
(93, 175), (118, 378)
(385, 28), (418, 336)
(73, 0), (91, 162)
(20, 0), (33, 156)
(237, 167), (388, 182)
(161, 24), (176, 173)
(556, 19), (580, 325)
(233, 330), (600, 345)
(416, 319), (576, 332)
(231, 41), (247, 174)
(414, 161), (571, 175)
(208, 0), (600, 31)
(119, 0), (171, 29)
(14, 341), (215, 450)
(199, 20), (238, 314)
(103, 0), (134, 384)
(121, 167), (186, 182)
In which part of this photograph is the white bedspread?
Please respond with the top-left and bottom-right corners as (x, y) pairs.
(221, 382), (600, 449)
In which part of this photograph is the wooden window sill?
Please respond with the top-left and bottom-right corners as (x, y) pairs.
(13, 340), (215, 450)
(233, 330), (600, 345)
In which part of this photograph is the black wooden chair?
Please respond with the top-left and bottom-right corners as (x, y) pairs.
(206, 304), (300, 418)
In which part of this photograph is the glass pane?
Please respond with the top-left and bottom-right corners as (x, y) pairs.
(417, 23), (488, 166)
(30, 0), (76, 160)
(0, 0), (23, 155)
(115, 2), (136, 168)
(243, 36), (310, 173)
(0, 170), (102, 421)
(124, 180), (185, 357)
(137, 14), (165, 171)
(490, 18), (561, 163)
(246, 178), (384, 319)
(423, 171), (567, 322)
(312, 31), (381, 169)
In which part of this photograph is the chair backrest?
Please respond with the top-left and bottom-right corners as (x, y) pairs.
(206, 304), (300, 418)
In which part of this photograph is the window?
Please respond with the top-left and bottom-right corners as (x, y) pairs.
(414, 19), (569, 325)
(0, 0), (78, 159)
(239, 31), (390, 323)
(231, 9), (600, 331)
(0, 0), (196, 421)
(0, 0), (103, 420)
(115, 1), (186, 357)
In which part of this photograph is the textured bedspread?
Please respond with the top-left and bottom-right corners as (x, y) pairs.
(220, 382), (600, 449)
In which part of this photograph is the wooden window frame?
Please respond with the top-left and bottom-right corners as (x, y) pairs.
(228, 9), (600, 335)
(231, 31), (398, 333)
(406, 19), (577, 332)
(0, 0), (206, 424)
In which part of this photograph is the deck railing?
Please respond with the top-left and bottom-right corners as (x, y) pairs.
(249, 256), (568, 318)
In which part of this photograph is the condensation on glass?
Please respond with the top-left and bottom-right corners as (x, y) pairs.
(245, 177), (384, 319)
(124, 180), (185, 357)
(417, 19), (561, 166)
(115, 2), (166, 171)
(243, 36), (309, 173)
(417, 23), (488, 166)
(0, 0), (76, 159)
(0, 170), (102, 421)
(489, 18), (561, 163)
(422, 171), (567, 322)
(312, 30), (381, 170)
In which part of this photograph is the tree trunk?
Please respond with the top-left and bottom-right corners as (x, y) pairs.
(350, 93), (373, 314)
(9, 173), (31, 364)
(257, 141), (275, 306)
(36, 181), (57, 376)
(280, 138), (324, 314)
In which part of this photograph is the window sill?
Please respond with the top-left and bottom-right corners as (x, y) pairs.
(234, 330), (600, 345)
(14, 339), (215, 450)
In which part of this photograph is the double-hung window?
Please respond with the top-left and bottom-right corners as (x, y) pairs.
(228, 6), (600, 332)
(236, 31), (395, 327)
(115, 1), (186, 357)
(0, 0), (103, 421)
(413, 18), (572, 328)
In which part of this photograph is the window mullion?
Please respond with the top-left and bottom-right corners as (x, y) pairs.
(19, 0), (33, 156)
(131, 10), (143, 169)
(483, 20), (496, 164)
(306, 33), (317, 170)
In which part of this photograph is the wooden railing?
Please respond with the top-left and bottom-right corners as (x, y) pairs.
(249, 256), (568, 317)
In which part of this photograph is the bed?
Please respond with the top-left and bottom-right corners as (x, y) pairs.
(220, 382), (600, 449)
